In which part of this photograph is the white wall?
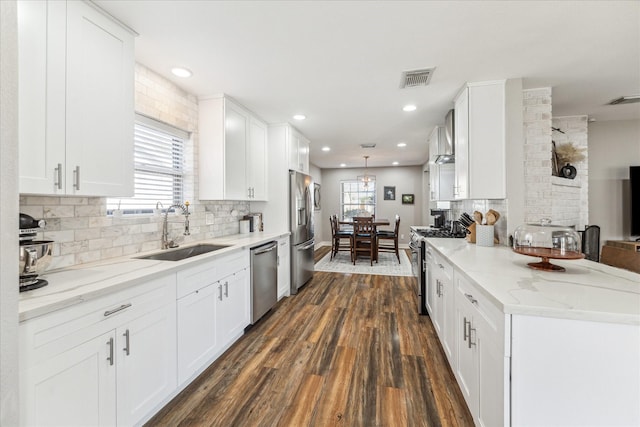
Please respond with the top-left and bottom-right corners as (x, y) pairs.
(309, 163), (323, 246)
(320, 165), (424, 246)
(588, 119), (640, 243)
(0, 0), (19, 423)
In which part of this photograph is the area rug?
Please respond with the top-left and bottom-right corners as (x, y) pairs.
(315, 250), (413, 277)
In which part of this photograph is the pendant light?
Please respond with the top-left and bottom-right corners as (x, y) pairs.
(357, 155), (375, 188)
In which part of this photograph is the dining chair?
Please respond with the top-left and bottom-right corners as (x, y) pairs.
(330, 215), (353, 261)
(376, 215), (401, 263)
(352, 216), (375, 265)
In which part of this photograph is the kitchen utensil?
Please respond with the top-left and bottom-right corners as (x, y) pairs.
(459, 213), (474, 228)
(473, 211), (483, 225)
(486, 212), (497, 226)
(487, 209), (500, 224)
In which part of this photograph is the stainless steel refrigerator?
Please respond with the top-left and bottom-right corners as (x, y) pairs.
(289, 170), (314, 294)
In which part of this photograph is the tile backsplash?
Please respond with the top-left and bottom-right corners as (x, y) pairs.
(450, 199), (509, 245)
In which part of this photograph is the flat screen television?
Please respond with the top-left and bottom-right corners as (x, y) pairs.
(631, 166), (640, 237)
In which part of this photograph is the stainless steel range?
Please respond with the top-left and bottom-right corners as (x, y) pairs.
(409, 225), (465, 315)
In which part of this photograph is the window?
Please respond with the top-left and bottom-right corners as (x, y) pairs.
(340, 180), (376, 220)
(107, 115), (188, 214)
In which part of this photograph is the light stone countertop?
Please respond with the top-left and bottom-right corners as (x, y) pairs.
(423, 238), (640, 325)
(19, 232), (290, 322)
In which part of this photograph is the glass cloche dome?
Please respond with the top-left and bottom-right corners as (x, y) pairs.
(513, 219), (584, 271)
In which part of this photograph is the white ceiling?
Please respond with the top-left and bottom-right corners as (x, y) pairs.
(95, 0), (640, 169)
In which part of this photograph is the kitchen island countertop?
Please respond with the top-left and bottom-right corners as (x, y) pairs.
(19, 232), (289, 322)
(424, 238), (640, 325)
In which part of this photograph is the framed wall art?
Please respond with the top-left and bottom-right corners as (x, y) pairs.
(402, 194), (414, 204)
(384, 186), (396, 200)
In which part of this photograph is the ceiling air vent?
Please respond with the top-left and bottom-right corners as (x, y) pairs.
(400, 68), (435, 89)
(360, 143), (376, 149)
(607, 95), (640, 105)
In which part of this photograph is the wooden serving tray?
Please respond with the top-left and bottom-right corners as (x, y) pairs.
(513, 247), (584, 272)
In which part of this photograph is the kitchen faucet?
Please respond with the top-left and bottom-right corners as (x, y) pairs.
(161, 201), (190, 249)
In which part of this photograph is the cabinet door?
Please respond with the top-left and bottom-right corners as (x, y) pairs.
(277, 238), (290, 300)
(177, 284), (218, 385)
(438, 163), (455, 201)
(17, 0), (66, 194)
(224, 101), (249, 200)
(216, 268), (250, 352)
(21, 331), (117, 427)
(289, 129), (300, 171)
(65, 1), (134, 197)
(455, 299), (478, 416)
(429, 163), (439, 201)
(424, 247), (436, 316)
(298, 135), (310, 173)
(442, 274), (456, 364)
(116, 304), (177, 426)
(454, 90), (469, 200)
(248, 117), (268, 200)
(476, 314), (506, 427)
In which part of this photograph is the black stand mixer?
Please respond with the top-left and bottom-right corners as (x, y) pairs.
(19, 213), (53, 292)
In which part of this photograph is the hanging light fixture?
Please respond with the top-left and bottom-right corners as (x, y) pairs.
(357, 155), (375, 188)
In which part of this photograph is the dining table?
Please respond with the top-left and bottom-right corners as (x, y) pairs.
(338, 218), (391, 262)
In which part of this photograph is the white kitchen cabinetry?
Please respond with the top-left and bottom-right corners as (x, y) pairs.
(19, 274), (176, 427)
(453, 80), (522, 200)
(18, 0), (134, 197)
(427, 248), (456, 364)
(176, 250), (250, 386)
(277, 237), (291, 300)
(454, 272), (508, 427)
(199, 96), (268, 201)
(290, 128), (310, 174)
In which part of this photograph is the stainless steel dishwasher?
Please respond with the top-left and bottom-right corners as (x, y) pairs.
(250, 241), (278, 324)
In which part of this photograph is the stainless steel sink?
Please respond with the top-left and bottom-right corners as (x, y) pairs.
(137, 244), (229, 261)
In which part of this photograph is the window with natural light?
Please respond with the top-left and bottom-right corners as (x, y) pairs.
(340, 180), (376, 220)
(107, 115), (188, 215)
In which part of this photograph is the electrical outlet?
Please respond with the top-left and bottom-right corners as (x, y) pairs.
(205, 212), (214, 225)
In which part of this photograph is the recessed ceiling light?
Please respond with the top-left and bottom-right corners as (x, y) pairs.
(397, 142), (407, 148)
(340, 163), (346, 167)
(392, 161), (399, 166)
(293, 114), (306, 120)
(322, 146), (330, 152)
(171, 67), (192, 78)
(403, 105), (417, 112)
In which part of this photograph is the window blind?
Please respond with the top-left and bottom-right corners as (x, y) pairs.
(107, 115), (187, 214)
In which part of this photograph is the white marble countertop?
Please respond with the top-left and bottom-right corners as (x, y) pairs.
(19, 232), (289, 322)
(423, 238), (640, 325)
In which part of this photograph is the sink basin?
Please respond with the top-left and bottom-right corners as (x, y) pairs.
(137, 244), (229, 261)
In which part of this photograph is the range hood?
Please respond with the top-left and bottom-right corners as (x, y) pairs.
(435, 109), (455, 164)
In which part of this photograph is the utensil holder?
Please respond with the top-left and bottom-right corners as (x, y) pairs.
(239, 220), (250, 234)
(476, 224), (495, 247)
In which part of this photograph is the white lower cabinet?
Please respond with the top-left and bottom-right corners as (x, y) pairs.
(20, 274), (177, 427)
(177, 250), (250, 386)
(454, 272), (508, 427)
(427, 248), (456, 364)
(277, 237), (290, 300)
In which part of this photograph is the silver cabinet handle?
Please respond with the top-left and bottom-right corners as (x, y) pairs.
(469, 325), (476, 348)
(464, 293), (478, 305)
(107, 337), (114, 366)
(422, 259), (426, 273)
(277, 255), (280, 267)
(73, 166), (80, 190)
(218, 284), (223, 301)
(438, 263), (444, 269)
(123, 329), (130, 356)
(54, 163), (62, 190)
(104, 303), (132, 317)
(224, 281), (229, 298)
(463, 317), (470, 342)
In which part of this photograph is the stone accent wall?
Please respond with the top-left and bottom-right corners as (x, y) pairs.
(551, 116), (588, 228)
(20, 63), (249, 270)
(523, 88), (553, 224)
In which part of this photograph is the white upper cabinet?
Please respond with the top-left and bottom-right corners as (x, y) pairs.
(18, 0), (135, 197)
(290, 127), (310, 174)
(453, 80), (522, 200)
(199, 96), (268, 201)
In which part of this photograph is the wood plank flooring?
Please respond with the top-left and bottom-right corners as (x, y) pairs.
(147, 247), (473, 427)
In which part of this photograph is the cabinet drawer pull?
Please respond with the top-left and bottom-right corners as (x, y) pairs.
(438, 263), (444, 269)
(218, 284), (223, 301)
(463, 317), (470, 341)
(104, 303), (132, 317)
(123, 329), (130, 356)
(469, 325), (476, 348)
(54, 163), (62, 190)
(464, 293), (478, 305)
(224, 281), (229, 298)
(73, 166), (80, 190)
(107, 337), (114, 366)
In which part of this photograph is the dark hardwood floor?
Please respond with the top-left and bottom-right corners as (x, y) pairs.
(147, 247), (473, 426)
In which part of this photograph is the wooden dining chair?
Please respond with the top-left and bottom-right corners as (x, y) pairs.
(352, 216), (375, 265)
(376, 215), (401, 263)
(330, 215), (353, 261)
